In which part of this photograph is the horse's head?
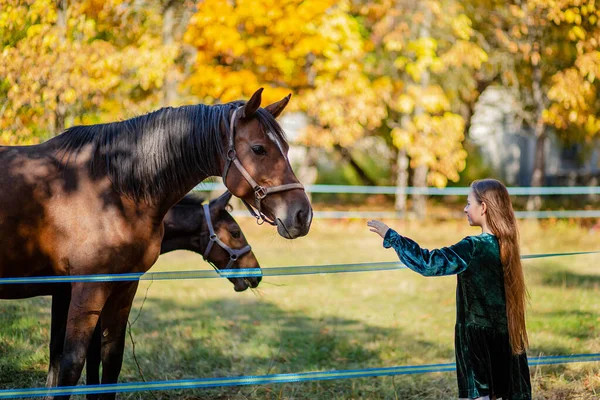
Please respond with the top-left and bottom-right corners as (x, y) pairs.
(162, 192), (261, 292)
(221, 88), (312, 239)
(204, 191), (261, 291)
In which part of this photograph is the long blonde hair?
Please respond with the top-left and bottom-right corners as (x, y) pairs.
(471, 179), (529, 354)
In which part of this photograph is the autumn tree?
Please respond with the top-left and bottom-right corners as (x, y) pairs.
(468, 0), (600, 209)
(544, 2), (600, 147)
(184, 0), (387, 181)
(0, 0), (177, 145)
(358, 0), (487, 215)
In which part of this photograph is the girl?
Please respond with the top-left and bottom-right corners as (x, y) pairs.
(367, 179), (531, 400)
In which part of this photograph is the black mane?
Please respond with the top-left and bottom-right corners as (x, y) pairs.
(56, 102), (288, 202)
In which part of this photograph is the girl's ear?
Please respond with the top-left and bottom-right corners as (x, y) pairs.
(481, 202), (487, 216)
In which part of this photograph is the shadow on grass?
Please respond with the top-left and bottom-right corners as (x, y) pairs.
(534, 310), (599, 341)
(541, 269), (600, 290)
(3, 294), (588, 400)
(127, 296), (446, 371)
(119, 296), (451, 399)
(0, 295), (451, 399)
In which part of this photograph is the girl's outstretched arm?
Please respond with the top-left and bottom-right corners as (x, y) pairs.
(382, 229), (477, 277)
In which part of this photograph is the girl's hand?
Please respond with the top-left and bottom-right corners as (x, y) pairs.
(367, 220), (390, 239)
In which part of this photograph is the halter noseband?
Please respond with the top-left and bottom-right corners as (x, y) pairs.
(222, 106), (305, 226)
(202, 203), (252, 270)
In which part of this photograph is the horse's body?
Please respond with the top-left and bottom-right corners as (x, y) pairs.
(0, 89), (311, 398)
(0, 139), (163, 298)
(44, 192), (260, 396)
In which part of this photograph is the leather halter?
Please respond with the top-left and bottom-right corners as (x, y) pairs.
(202, 203), (252, 270)
(222, 106), (305, 225)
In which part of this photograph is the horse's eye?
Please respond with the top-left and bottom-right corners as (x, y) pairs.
(231, 230), (241, 239)
(251, 145), (267, 156)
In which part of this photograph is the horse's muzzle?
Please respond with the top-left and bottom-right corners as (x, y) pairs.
(231, 275), (262, 292)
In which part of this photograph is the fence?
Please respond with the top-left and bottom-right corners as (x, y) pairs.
(1, 250), (599, 398)
(195, 184), (600, 219)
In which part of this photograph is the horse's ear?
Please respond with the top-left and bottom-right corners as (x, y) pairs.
(241, 88), (263, 119)
(211, 191), (233, 211)
(264, 94), (292, 118)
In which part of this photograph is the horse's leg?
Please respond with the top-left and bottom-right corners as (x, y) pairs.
(85, 318), (102, 400)
(97, 281), (140, 400)
(46, 293), (70, 388)
(56, 282), (112, 399)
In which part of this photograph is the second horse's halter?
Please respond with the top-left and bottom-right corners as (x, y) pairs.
(222, 106), (305, 225)
(202, 202), (252, 270)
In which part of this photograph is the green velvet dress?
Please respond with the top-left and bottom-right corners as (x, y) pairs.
(383, 230), (532, 400)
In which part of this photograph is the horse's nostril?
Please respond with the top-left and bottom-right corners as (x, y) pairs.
(295, 209), (305, 226)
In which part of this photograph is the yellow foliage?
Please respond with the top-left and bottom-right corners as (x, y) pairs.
(356, 0), (481, 187)
(184, 0), (348, 103)
(389, 110), (466, 186)
(546, 66), (600, 137)
(185, 0), (384, 149)
(440, 40), (488, 69)
(452, 14), (474, 40)
(299, 66), (387, 148)
(535, 0), (600, 142)
(0, 0), (177, 144)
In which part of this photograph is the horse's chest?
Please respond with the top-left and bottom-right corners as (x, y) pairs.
(48, 208), (160, 274)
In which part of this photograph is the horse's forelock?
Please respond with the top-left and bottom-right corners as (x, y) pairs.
(255, 108), (288, 144)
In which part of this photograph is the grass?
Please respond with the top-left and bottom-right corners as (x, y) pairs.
(1, 217), (599, 399)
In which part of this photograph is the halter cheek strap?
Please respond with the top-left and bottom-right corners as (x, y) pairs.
(202, 203), (251, 270)
(222, 106), (305, 226)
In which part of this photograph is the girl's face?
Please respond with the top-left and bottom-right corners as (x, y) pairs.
(464, 191), (486, 227)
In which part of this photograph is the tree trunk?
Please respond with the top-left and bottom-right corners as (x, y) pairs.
(526, 57), (545, 211)
(395, 149), (409, 213)
(412, 165), (428, 218)
(162, 0), (177, 106)
(526, 121), (545, 210)
(55, 107), (66, 134)
(55, 0), (67, 134)
(411, 3), (431, 219)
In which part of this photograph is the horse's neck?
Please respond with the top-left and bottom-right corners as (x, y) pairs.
(160, 206), (207, 254)
(157, 176), (212, 218)
(52, 111), (223, 216)
(160, 235), (195, 255)
(141, 106), (223, 211)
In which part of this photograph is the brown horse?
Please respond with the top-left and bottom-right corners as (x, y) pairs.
(43, 191), (260, 397)
(0, 88), (311, 398)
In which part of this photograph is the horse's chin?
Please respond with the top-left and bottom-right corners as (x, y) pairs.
(232, 276), (261, 292)
(276, 219), (309, 239)
(276, 222), (293, 239)
(232, 279), (249, 292)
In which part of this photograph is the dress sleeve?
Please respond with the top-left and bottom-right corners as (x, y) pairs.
(383, 229), (477, 276)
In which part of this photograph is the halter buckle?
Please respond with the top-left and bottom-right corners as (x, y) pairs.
(226, 149), (237, 161)
(255, 186), (267, 200)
